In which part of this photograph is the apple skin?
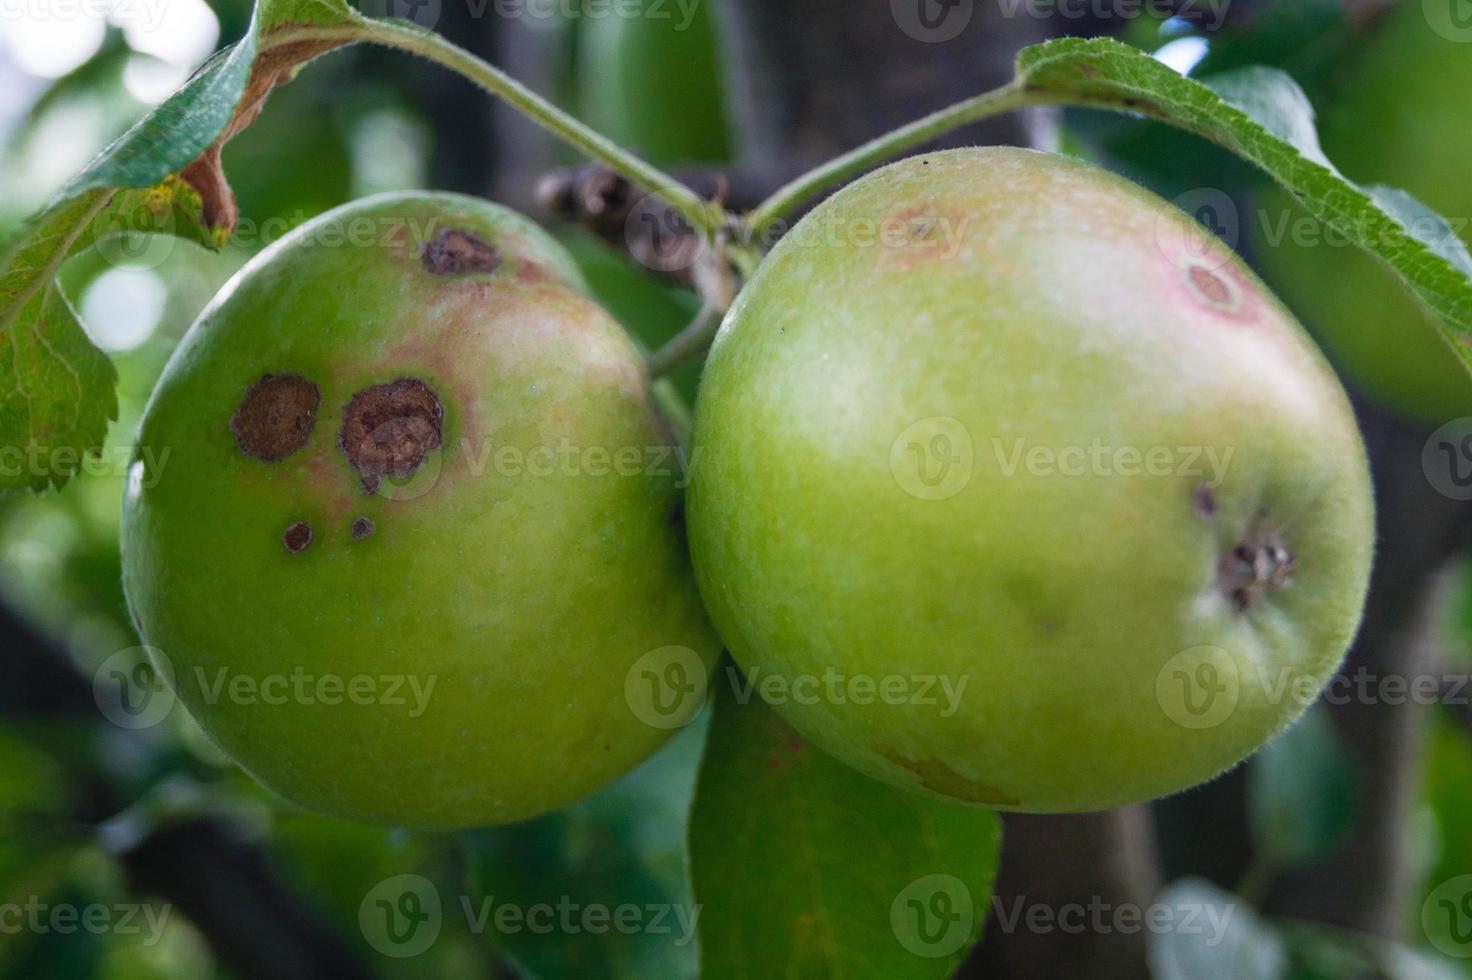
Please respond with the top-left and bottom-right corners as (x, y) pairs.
(121, 192), (720, 828)
(1254, 2), (1472, 424)
(687, 147), (1374, 812)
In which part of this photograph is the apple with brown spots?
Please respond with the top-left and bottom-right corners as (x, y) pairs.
(686, 147), (1374, 811)
(122, 192), (720, 828)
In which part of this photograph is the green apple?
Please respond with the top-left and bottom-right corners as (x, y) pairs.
(687, 147), (1374, 812)
(1255, 2), (1472, 424)
(121, 192), (720, 828)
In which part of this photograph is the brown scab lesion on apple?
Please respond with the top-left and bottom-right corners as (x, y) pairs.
(420, 228), (501, 276)
(283, 521), (313, 553)
(1188, 265), (1233, 306)
(231, 373), (320, 462)
(337, 378), (445, 494)
(1182, 261), (1259, 323)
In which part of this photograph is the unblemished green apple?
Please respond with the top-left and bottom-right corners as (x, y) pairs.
(687, 147), (1374, 812)
(1254, 1), (1472, 424)
(121, 192), (720, 828)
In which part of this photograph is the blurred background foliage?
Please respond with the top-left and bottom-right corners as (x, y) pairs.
(1, 0), (1470, 977)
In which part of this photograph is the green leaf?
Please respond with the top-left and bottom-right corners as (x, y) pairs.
(1147, 878), (1286, 980)
(1246, 705), (1359, 869)
(688, 668), (1001, 979)
(1014, 36), (1472, 373)
(1418, 715), (1472, 966)
(0, 0), (363, 495)
(575, 0), (734, 166)
(460, 718), (709, 980)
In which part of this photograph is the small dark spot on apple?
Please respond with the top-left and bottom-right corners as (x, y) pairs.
(283, 521), (313, 553)
(421, 228), (501, 276)
(1188, 265), (1232, 306)
(668, 501), (685, 530)
(339, 378), (444, 493)
(232, 373), (320, 461)
(1194, 485), (1217, 519)
(351, 517), (374, 540)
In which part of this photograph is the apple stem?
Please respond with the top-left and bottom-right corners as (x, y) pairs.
(746, 82), (1044, 236)
(357, 17), (728, 243)
(647, 239), (748, 378)
(647, 302), (725, 379)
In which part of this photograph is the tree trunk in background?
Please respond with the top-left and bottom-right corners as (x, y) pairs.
(965, 807), (1162, 978)
(491, 17), (575, 213)
(1263, 402), (1472, 936)
(717, 0), (1055, 180)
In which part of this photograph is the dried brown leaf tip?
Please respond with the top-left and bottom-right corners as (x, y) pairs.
(180, 38), (352, 234)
